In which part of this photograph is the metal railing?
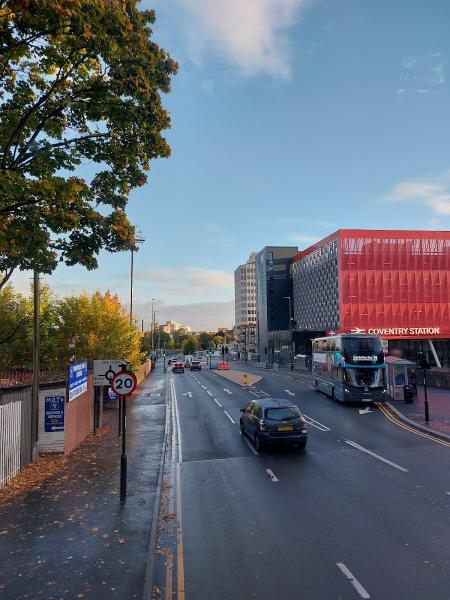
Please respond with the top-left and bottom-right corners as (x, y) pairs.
(0, 386), (32, 490)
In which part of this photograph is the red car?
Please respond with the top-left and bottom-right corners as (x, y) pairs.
(172, 362), (185, 373)
(217, 362), (230, 370)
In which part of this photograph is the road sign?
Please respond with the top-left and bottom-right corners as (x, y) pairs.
(93, 360), (123, 387)
(44, 396), (65, 432)
(111, 371), (137, 396)
(68, 360), (88, 401)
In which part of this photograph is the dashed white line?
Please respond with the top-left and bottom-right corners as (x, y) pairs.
(224, 411), (235, 424)
(200, 385), (206, 390)
(214, 398), (222, 407)
(336, 562), (370, 598)
(284, 389), (295, 396)
(242, 435), (259, 456)
(303, 414), (330, 432)
(206, 390), (213, 397)
(266, 469), (279, 482)
(345, 440), (409, 473)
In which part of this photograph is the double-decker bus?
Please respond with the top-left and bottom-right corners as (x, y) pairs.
(312, 334), (386, 402)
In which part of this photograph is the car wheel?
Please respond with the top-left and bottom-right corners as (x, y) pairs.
(297, 441), (307, 452)
(239, 420), (245, 437)
(254, 433), (264, 451)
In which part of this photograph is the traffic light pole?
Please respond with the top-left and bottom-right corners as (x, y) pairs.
(424, 369), (429, 423)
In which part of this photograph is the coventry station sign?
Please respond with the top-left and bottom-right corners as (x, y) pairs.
(329, 327), (446, 339)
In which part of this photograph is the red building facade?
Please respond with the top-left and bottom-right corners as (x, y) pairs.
(292, 230), (450, 365)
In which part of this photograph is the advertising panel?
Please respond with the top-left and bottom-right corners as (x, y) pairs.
(68, 361), (88, 401)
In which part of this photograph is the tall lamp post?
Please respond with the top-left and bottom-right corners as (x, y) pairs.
(130, 231), (145, 328)
(151, 298), (156, 350)
(284, 296), (293, 368)
(31, 270), (40, 460)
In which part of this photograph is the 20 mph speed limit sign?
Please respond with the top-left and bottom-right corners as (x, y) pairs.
(111, 371), (137, 396)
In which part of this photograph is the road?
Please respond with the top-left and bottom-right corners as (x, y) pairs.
(168, 363), (450, 600)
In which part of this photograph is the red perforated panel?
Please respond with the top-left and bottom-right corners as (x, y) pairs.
(337, 231), (450, 339)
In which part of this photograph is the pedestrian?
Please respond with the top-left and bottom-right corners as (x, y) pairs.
(410, 369), (417, 395)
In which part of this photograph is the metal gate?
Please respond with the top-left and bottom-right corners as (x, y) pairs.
(0, 386), (32, 490)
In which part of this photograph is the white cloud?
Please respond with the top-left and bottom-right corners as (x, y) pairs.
(382, 173), (450, 217)
(178, 0), (311, 77)
(138, 267), (234, 296)
(289, 233), (320, 246)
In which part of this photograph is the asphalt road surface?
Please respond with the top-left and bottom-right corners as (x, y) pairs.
(170, 363), (450, 600)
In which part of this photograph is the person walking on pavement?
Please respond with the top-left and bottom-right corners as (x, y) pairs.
(410, 369), (417, 395)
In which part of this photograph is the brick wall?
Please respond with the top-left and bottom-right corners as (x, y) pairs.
(64, 374), (93, 455)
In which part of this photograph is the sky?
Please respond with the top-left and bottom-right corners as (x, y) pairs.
(12, 0), (450, 330)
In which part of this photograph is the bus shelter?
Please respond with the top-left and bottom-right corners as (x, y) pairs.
(385, 355), (416, 400)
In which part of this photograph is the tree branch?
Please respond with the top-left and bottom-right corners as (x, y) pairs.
(2, 48), (89, 167)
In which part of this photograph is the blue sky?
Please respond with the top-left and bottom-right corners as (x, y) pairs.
(13, 0), (450, 330)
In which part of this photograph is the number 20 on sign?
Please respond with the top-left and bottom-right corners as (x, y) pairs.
(111, 371), (137, 396)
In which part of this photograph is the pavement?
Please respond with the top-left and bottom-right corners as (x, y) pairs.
(0, 361), (168, 600)
(388, 385), (450, 439)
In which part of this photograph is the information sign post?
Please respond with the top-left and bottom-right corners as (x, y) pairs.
(111, 369), (137, 504)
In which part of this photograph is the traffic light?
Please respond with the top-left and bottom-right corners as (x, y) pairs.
(416, 352), (430, 370)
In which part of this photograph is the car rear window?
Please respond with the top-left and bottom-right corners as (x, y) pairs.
(265, 407), (301, 421)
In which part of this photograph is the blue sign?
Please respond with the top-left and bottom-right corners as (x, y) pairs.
(45, 396), (65, 432)
(69, 361), (88, 401)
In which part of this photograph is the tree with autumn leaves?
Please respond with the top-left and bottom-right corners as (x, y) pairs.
(0, 285), (144, 370)
(0, 0), (177, 287)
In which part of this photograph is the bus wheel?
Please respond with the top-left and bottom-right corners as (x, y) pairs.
(331, 387), (336, 401)
(314, 380), (319, 391)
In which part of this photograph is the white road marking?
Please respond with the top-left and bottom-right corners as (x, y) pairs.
(284, 389), (295, 396)
(200, 385), (206, 389)
(224, 410), (236, 424)
(345, 440), (409, 473)
(206, 390), (213, 397)
(249, 390), (259, 397)
(223, 388), (233, 395)
(266, 469), (279, 482)
(256, 389), (270, 397)
(359, 408), (373, 415)
(214, 398), (222, 407)
(336, 562), (370, 598)
(446, 492), (450, 496)
(181, 392), (193, 398)
(303, 414), (330, 432)
(242, 434), (259, 456)
(171, 377), (183, 464)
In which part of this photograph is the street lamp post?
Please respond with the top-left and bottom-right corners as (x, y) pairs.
(284, 296), (294, 369)
(151, 298), (156, 350)
(31, 270), (40, 460)
(129, 231), (145, 328)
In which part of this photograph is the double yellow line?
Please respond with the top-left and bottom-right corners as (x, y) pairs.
(377, 403), (450, 448)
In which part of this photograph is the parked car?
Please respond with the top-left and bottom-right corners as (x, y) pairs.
(172, 362), (185, 374)
(217, 361), (230, 370)
(190, 360), (201, 371)
(240, 398), (307, 451)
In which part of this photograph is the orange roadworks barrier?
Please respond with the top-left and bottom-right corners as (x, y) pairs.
(242, 374), (249, 385)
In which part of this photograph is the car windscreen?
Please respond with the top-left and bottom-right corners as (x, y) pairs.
(265, 407), (301, 421)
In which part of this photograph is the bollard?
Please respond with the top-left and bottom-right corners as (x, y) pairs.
(242, 374), (249, 386)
